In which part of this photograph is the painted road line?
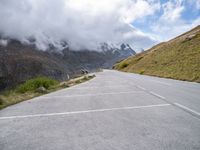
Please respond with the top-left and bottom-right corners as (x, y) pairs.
(71, 85), (125, 89)
(40, 91), (143, 98)
(149, 91), (166, 100)
(136, 85), (146, 90)
(0, 104), (171, 120)
(174, 103), (200, 117)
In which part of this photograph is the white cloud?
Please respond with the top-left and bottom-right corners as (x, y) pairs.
(0, 0), (158, 51)
(0, 0), (198, 51)
(121, 0), (160, 23)
(150, 0), (200, 42)
(161, 1), (184, 22)
(0, 39), (8, 47)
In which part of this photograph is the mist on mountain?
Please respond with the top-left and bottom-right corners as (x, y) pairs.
(0, 0), (156, 52)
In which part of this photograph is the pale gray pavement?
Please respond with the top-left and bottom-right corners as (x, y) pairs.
(0, 70), (200, 150)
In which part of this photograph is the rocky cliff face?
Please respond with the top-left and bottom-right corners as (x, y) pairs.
(0, 38), (136, 90)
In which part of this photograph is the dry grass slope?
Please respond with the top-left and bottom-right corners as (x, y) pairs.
(114, 26), (200, 82)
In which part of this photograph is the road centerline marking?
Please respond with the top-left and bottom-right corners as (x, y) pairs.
(0, 104), (171, 120)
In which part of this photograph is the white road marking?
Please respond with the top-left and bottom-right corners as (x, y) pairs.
(136, 85), (146, 90)
(40, 91), (143, 98)
(71, 85), (125, 89)
(0, 104), (171, 120)
(174, 103), (200, 116)
(149, 92), (166, 100)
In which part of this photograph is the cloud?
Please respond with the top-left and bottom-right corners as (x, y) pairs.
(149, 0), (200, 41)
(0, 0), (158, 51)
(161, 1), (184, 22)
(0, 0), (199, 52)
(0, 39), (8, 47)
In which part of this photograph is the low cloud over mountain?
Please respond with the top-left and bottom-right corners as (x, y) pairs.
(1, 0), (199, 52)
(0, 0), (158, 51)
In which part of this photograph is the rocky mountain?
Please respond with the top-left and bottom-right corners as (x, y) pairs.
(114, 25), (200, 82)
(0, 38), (136, 90)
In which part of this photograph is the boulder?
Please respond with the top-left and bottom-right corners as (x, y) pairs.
(60, 82), (69, 87)
(36, 86), (47, 93)
(186, 34), (196, 40)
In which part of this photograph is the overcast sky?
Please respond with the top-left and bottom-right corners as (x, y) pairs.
(0, 0), (199, 51)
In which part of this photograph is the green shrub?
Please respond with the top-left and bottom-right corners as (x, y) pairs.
(2, 90), (13, 97)
(16, 77), (58, 93)
(75, 80), (82, 84)
(139, 70), (145, 74)
(0, 97), (3, 105)
(120, 62), (129, 69)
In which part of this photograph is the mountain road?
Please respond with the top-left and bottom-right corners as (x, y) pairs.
(0, 70), (200, 150)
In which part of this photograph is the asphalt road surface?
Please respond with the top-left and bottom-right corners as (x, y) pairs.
(1, 70), (200, 150)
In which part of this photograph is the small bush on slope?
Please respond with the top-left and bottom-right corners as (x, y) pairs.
(16, 77), (58, 93)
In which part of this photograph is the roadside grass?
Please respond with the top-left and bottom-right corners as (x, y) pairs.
(0, 74), (95, 110)
(16, 76), (58, 93)
(114, 26), (200, 83)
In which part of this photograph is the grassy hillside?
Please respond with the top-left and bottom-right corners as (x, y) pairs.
(114, 26), (200, 82)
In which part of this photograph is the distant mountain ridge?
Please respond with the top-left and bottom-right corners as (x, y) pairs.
(114, 25), (200, 82)
(0, 38), (136, 90)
